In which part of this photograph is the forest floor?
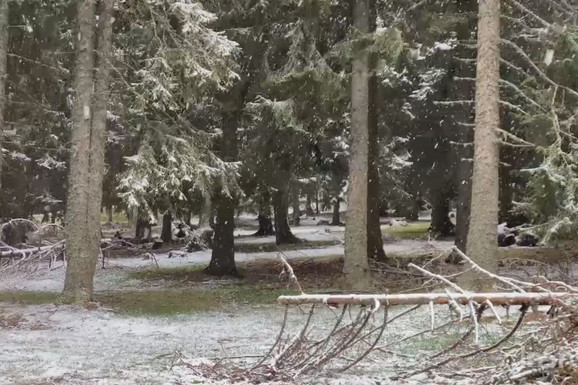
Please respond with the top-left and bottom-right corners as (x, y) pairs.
(0, 215), (575, 384)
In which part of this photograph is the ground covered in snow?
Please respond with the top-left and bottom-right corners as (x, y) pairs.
(0, 217), (565, 384)
(1, 301), (511, 385)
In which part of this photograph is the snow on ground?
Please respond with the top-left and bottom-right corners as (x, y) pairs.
(0, 302), (483, 385)
(0, 237), (454, 293)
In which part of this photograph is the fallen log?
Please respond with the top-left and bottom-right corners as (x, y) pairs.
(278, 292), (574, 307)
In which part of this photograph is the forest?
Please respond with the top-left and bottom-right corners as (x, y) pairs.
(1, 0), (578, 384)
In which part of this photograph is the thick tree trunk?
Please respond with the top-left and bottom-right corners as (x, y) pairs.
(344, 0), (380, 288)
(206, 111), (238, 275)
(255, 188), (274, 236)
(430, 188), (455, 237)
(331, 198), (341, 226)
(273, 188), (299, 245)
(0, 0), (7, 190)
(106, 205), (113, 223)
(161, 212), (172, 244)
(206, 194), (237, 276)
(63, 0), (112, 303)
(463, 0), (501, 290)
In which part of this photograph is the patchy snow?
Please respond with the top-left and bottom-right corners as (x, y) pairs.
(0, 303), (492, 384)
(0, 237), (454, 294)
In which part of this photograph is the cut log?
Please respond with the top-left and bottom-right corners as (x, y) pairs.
(278, 292), (573, 307)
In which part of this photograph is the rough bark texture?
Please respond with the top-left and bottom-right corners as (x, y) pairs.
(463, 0), (501, 291)
(63, 0), (112, 303)
(273, 188), (300, 244)
(207, 112), (238, 275)
(161, 212), (172, 244)
(343, 0), (378, 288)
(206, 194), (237, 276)
(0, 0), (7, 190)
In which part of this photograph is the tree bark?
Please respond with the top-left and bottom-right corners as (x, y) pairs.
(255, 187), (274, 236)
(278, 292), (571, 307)
(106, 205), (113, 223)
(161, 212), (172, 244)
(206, 194), (237, 276)
(463, 0), (501, 291)
(430, 187), (455, 237)
(344, 0), (379, 288)
(273, 188), (299, 244)
(63, 0), (113, 303)
(206, 111), (238, 275)
(0, 0), (7, 190)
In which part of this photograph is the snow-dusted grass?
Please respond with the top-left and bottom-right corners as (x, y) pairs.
(0, 287), (296, 316)
(0, 301), (505, 384)
(382, 221), (431, 239)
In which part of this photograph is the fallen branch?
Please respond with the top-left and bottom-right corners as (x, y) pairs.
(278, 292), (572, 307)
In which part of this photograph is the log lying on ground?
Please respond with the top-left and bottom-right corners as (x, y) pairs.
(278, 292), (574, 306)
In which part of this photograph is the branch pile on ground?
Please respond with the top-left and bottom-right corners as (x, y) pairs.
(179, 247), (578, 384)
(0, 219), (66, 272)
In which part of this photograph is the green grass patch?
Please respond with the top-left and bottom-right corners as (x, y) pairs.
(383, 221), (430, 239)
(234, 239), (340, 253)
(100, 211), (129, 224)
(0, 291), (60, 305)
(96, 286), (293, 316)
(128, 264), (207, 282)
(0, 287), (293, 316)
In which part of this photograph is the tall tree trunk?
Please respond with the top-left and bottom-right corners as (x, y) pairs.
(161, 212), (172, 244)
(255, 187), (274, 236)
(63, 0), (113, 303)
(331, 198), (341, 226)
(206, 194), (237, 276)
(273, 188), (299, 244)
(344, 0), (380, 288)
(106, 205), (113, 223)
(0, 0), (6, 191)
(207, 112), (238, 275)
(463, 0), (501, 290)
(430, 186), (455, 237)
